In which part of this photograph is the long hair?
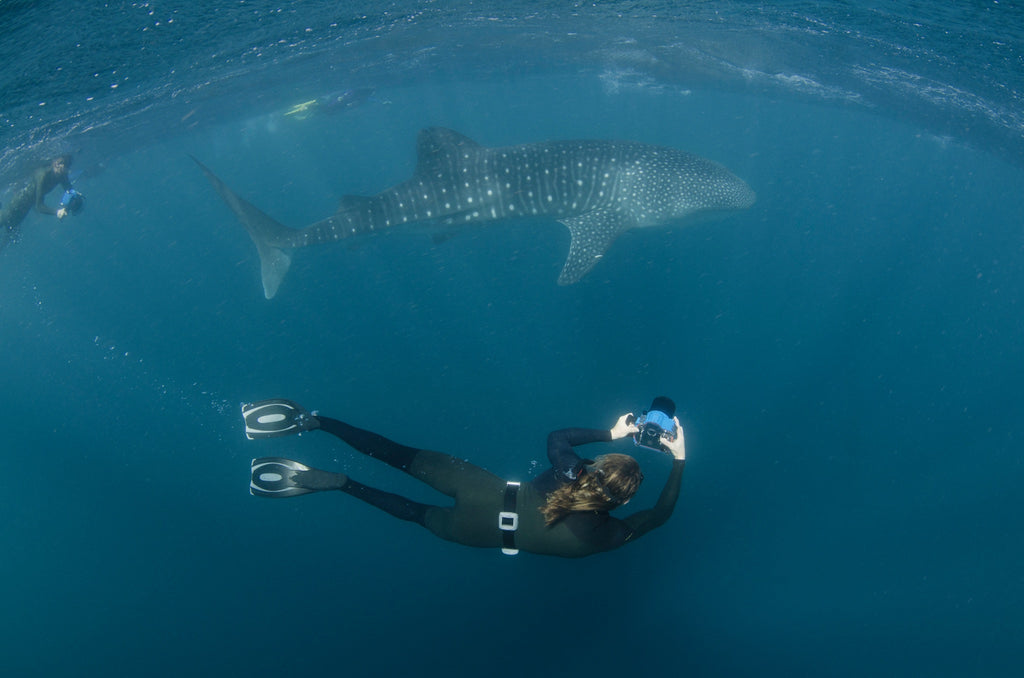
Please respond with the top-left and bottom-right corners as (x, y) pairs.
(540, 453), (644, 526)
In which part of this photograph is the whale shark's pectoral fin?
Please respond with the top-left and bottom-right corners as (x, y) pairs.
(557, 209), (638, 285)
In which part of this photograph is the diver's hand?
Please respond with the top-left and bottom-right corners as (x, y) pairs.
(610, 413), (639, 440)
(662, 417), (686, 461)
(56, 207), (67, 219)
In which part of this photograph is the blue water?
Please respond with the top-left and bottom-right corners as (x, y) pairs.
(2, 2), (1023, 676)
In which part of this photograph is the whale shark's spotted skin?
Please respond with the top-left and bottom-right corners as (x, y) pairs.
(194, 128), (754, 298)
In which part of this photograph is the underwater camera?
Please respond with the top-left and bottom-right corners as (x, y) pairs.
(59, 188), (85, 215)
(628, 397), (677, 452)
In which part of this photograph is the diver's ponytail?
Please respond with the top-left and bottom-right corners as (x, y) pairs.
(540, 453), (643, 526)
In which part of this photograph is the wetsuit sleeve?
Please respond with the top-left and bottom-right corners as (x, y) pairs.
(621, 459), (685, 540)
(33, 170), (58, 215)
(547, 427), (612, 481)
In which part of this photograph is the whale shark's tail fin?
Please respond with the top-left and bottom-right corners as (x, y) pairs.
(191, 156), (292, 299)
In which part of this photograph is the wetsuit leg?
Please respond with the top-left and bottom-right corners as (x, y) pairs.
(318, 417), (502, 495)
(318, 416), (419, 470)
(340, 478), (431, 526)
(0, 184), (39, 251)
(318, 417), (505, 548)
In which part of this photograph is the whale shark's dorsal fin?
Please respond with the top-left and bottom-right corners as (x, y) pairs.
(337, 194), (375, 214)
(415, 128), (482, 178)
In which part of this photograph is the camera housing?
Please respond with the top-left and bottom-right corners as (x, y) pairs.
(632, 409), (676, 452)
(60, 189), (85, 215)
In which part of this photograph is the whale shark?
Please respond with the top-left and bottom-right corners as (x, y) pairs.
(193, 127), (755, 299)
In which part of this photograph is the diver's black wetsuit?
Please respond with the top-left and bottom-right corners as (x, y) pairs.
(315, 417), (685, 558)
(0, 164), (72, 251)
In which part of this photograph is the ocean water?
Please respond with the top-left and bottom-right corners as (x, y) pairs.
(1, 2), (1022, 676)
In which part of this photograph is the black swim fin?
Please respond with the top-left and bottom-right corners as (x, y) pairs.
(242, 398), (320, 439)
(250, 457), (348, 498)
(250, 457), (317, 497)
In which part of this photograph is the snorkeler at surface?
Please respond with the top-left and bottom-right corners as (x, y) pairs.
(0, 155), (85, 252)
(282, 88), (377, 119)
(244, 396), (686, 558)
